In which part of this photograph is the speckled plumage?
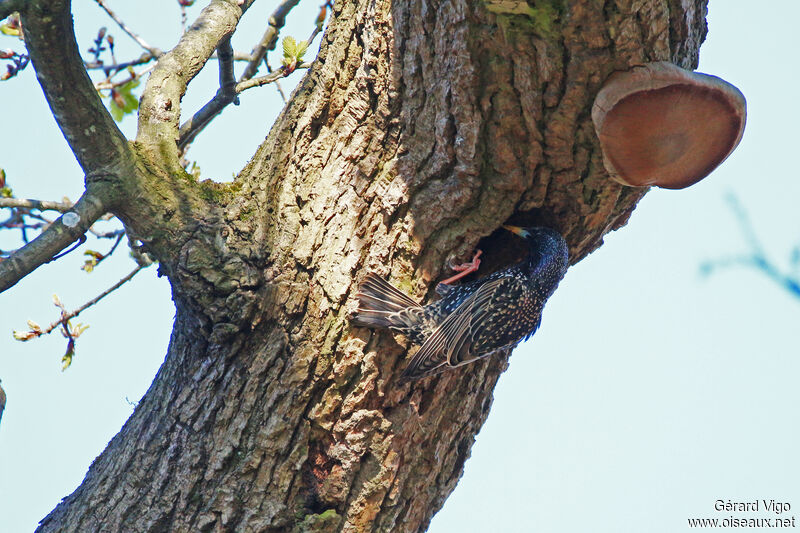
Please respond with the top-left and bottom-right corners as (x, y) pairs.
(353, 226), (569, 380)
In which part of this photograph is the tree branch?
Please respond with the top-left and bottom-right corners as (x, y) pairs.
(21, 0), (132, 175)
(0, 198), (74, 212)
(0, 188), (109, 293)
(217, 36), (237, 97)
(2, 0), (133, 288)
(92, 0), (162, 57)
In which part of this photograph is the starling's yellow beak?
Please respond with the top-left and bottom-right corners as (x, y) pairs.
(502, 225), (531, 238)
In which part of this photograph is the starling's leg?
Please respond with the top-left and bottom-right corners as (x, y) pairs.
(438, 249), (482, 286)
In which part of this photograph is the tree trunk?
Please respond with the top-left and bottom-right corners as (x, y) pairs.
(37, 0), (708, 531)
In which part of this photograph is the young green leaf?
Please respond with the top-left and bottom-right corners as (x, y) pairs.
(72, 323), (90, 338)
(282, 36), (298, 60)
(281, 36), (309, 72)
(0, 23), (20, 37)
(295, 40), (309, 61)
(107, 78), (140, 122)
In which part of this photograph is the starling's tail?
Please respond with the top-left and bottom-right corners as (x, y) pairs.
(353, 273), (422, 329)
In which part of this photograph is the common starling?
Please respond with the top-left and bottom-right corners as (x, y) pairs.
(353, 226), (569, 380)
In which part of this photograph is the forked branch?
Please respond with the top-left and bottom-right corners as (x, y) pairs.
(178, 2), (329, 150)
(136, 0), (251, 160)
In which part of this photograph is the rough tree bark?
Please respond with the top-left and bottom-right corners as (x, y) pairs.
(6, 0), (708, 531)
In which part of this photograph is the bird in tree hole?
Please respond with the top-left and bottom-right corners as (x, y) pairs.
(352, 226), (569, 380)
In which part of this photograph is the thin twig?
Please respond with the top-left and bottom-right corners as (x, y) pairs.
(82, 231), (124, 272)
(240, 0), (301, 82)
(303, 4), (328, 49)
(88, 227), (124, 239)
(236, 62), (312, 92)
(178, 60), (312, 149)
(17, 265), (145, 340)
(724, 192), (766, 258)
(69, 264), (144, 321)
(265, 58), (287, 103)
(93, 0), (162, 57)
(0, 198), (74, 212)
(85, 52), (154, 74)
(180, 4), (188, 33)
(178, 61), (313, 149)
(791, 244), (800, 278)
(48, 234), (87, 262)
(94, 62), (156, 90)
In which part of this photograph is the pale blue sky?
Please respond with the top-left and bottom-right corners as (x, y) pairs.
(1, 2), (798, 532)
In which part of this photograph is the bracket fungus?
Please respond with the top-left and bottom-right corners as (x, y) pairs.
(592, 61), (746, 189)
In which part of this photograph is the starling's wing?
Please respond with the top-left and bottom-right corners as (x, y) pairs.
(401, 277), (515, 379)
(400, 301), (475, 379)
(453, 275), (540, 364)
(448, 276), (532, 366)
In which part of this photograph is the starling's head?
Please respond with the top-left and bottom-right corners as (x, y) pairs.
(502, 225), (569, 276)
(502, 225), (563, 245)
